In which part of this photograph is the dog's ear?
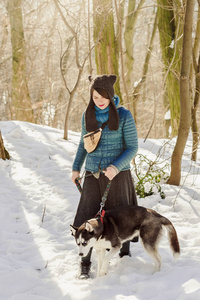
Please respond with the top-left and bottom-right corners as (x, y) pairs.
(70, 225), (78, 236)
(85, 221), (94, 233)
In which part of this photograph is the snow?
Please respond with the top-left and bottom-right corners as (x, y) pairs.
(169, 40), (174, 49)
(0, 120), (200, 300)
(164, 110), (170, 120)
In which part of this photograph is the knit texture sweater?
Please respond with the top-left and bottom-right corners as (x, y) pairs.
(72, 95), (138, 173)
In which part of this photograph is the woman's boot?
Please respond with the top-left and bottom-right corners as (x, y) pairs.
(79, 248), (92, 279)
(79, 261), (91, 279)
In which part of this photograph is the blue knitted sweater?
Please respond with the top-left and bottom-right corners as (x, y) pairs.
(72, 95), (138, 173)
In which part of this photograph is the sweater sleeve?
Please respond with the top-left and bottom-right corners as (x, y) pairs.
(112, 110), (138, 172)
(72, 113), (87, 171)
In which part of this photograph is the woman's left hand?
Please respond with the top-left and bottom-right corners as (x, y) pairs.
(103, 166), (118, 180)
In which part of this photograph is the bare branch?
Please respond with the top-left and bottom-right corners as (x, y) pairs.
(53, 0), (81, 69)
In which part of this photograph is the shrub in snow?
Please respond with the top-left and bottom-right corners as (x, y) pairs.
(133, 153), (169, 199)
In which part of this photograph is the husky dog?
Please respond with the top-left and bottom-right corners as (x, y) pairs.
(70, 206), (180, 277)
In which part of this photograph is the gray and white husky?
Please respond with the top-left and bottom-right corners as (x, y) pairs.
(70, 205), (180, 277)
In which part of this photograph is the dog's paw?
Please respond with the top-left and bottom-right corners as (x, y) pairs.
(152, 264), (161, 274)
(99, 263), (108, 276)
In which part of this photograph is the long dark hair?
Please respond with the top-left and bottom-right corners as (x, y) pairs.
(86, 88), (119, 132)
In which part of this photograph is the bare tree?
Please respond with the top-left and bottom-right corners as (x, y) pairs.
(191, 56), (200, 161)
(1, 0), (199, 143)
(167, 0), (195, 186)
(53, 0), (89, 140)
(157, 0), (184, 137)
(114, 0), (129, 108)
(124, 0), (145, 113)
(6, 0), (34, 122)
(0, 131), (10, 160)
(132, 9), (158, 125)
(191, 3), (200, 161)
(93, 0), (121, 98)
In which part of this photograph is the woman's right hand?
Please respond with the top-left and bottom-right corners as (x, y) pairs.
(71, 171), (80, 184)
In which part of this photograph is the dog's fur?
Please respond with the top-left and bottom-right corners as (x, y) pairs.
(71, 206), (180, 277)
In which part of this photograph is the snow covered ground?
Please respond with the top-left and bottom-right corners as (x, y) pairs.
(0, 120), (200, 300)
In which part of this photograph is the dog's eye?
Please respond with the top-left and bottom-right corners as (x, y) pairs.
(82, 241), (87, 246)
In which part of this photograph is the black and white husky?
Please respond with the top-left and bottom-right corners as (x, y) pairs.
(70, 206), (180, 277)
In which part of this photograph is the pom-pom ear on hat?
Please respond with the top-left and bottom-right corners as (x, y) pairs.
(109, 75), (117, 85)
(88, 74), (116, 84)
(85, 74), (119, 132)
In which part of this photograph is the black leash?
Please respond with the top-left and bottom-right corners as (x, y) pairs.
(74, 172), (112, 222)
(74, 177), (83, 193)
(74, 171), (93, 193)
(95, 179), (112, 216)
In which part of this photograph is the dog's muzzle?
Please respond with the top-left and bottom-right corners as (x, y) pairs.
(79, 252), (84, 257)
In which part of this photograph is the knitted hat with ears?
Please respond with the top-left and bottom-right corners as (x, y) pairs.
(85, 75), (119, 132)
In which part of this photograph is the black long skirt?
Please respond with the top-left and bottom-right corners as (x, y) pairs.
(73, 170), (138, 227)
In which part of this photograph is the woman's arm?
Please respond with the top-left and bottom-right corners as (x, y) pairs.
(111, 110), (138, 172)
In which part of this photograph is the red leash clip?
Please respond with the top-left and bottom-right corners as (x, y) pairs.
(100, 209), (105, 224)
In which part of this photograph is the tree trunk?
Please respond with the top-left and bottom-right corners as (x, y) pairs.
(191, 54), (200, 161)
(0, 131), (10, 160)
(53, 0), (86, 140)
(167, 0), (195, 186)
(191, 5), (200, 161)
(157, 0), (184, 137)
(132, 10), (158, 125)
(124, 0), (145, 115)
(0, 16), (8, 58)
(114, 0), (131, 110)
(7, 0), (34, 122)
(93, 0), (121, 99)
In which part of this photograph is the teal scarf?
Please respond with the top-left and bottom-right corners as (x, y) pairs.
(95, 95), (120, 123)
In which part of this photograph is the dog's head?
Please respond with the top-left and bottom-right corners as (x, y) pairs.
(70, 218), (101, 257)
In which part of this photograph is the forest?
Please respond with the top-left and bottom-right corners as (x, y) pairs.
(0, 2), (200, 297)
(0, 0), (199, 185)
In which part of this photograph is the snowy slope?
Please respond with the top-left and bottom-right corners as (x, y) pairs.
(0, 121), (200, 300)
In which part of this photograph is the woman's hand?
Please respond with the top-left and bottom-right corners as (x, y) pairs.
(71, 171), (80, 184)
(103, 165), (118, 180)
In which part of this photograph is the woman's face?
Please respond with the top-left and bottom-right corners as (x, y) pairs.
(92, 90), (110, 110)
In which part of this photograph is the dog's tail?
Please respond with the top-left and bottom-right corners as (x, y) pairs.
(164, 222), (180, 258)
(150, 209), (180, 257)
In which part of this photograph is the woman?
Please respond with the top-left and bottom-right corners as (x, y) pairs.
(71, 75), (138, 279)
